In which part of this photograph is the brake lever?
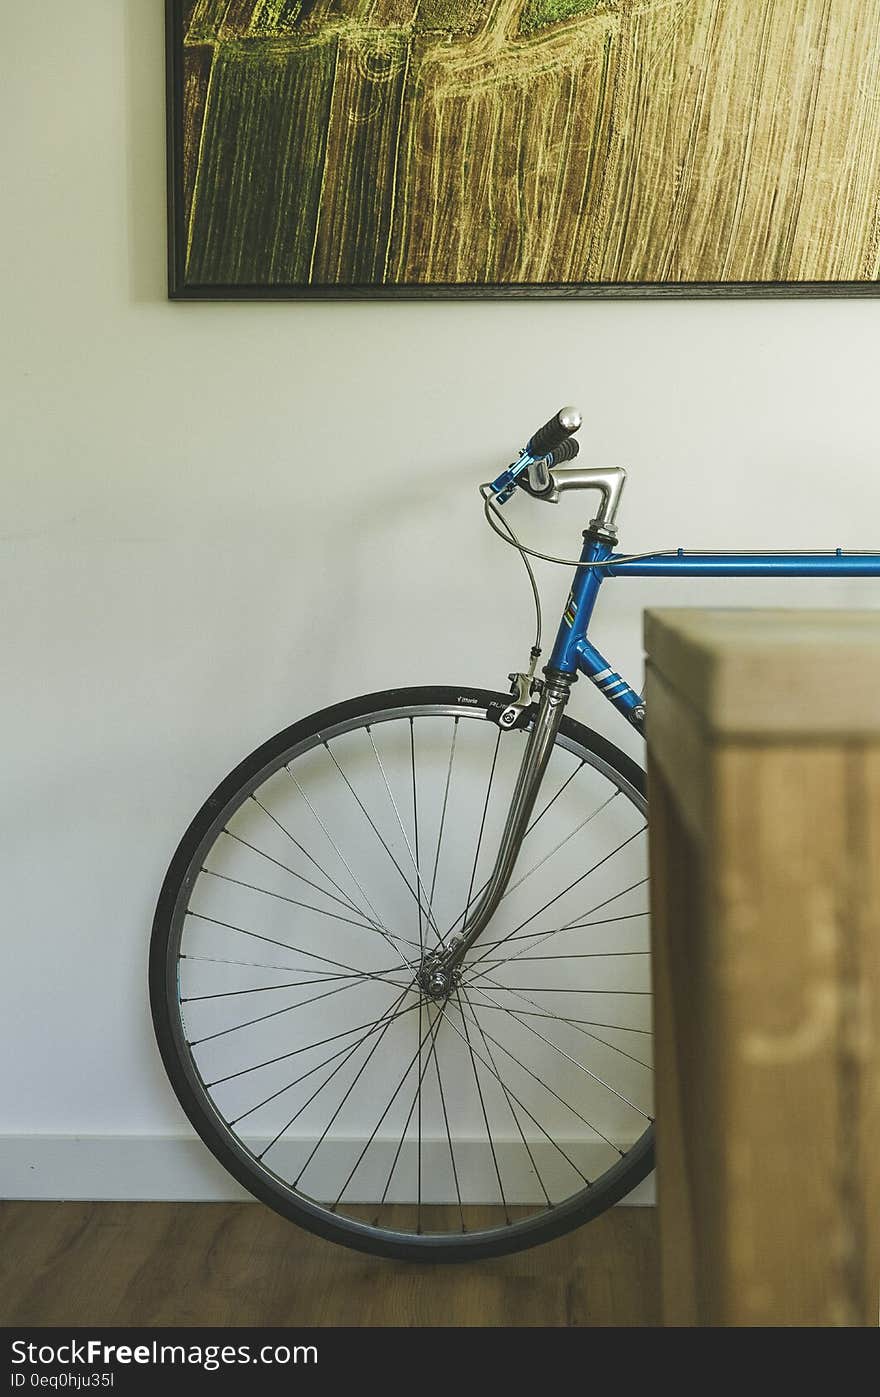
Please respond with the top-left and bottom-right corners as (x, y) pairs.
(488, 450), (534, 504)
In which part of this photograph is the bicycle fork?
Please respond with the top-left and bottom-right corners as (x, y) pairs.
(417, 671), (573, 996)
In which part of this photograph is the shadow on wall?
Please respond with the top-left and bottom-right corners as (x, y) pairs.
(123, 0), (168, 303)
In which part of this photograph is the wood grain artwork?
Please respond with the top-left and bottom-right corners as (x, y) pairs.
(167, 0), (880, 296)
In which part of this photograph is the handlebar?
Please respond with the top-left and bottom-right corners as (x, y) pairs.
(485, 405), (626, 535)
(543, 436), (580, 466)
(525, 406), (582, 459)
(488, 406), (584, 503)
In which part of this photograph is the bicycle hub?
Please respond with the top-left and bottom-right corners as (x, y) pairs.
(416, 941), (463, 1000)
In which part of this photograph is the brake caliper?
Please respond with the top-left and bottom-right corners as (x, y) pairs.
(498, 647), (542, 729)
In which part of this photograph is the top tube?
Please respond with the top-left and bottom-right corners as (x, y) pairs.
(605, 551), (880, 578)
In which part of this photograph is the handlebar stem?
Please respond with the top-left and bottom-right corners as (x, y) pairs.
(546, 464), (627, 533)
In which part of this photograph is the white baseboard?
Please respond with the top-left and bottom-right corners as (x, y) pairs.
(1, 1134), (252, 1202)
(0, 1134), (655, 1204)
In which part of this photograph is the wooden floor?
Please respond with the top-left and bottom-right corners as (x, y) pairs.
(0, 1203), (659, 1327)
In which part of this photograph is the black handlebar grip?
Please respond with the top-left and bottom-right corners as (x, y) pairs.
(546, 436), (580, 466)
(517, 436), (580, 499)
(526, 406), (582, 459)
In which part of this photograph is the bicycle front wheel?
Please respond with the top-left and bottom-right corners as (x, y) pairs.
(150, 686), (653, 1261)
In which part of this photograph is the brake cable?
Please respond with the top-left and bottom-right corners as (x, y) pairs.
(479, 481), (678, 661)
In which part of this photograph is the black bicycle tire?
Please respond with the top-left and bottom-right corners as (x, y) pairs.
(150, 684), (654, 1263)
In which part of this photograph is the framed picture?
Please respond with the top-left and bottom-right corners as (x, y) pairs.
(167, 1), (880, 299)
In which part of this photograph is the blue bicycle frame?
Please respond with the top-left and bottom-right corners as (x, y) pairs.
(446, 426), (880, 973)
(548, 539), (880, 727)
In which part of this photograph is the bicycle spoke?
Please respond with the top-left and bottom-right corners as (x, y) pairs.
(417, 996), (423, 1229)
(426, 998), (465, 1232)
(286, 766), (395, 944)
(366, 726), (445, 944)
(465, 826), (648, 974)
(321, 737), (430, 925)
(188, 974), (373, 1047)
(260, 987), (412, 1164)
(229, 1000), (421, 1127)
(539, 878), (651, 944)
(248, 793), (368, 920)
(553, 909), (649, 933)
(311, 999), (438, 1202)
(459, 982), (553, 1209)
(427, 718), (459, 944)
(465, 964), (652, 1070)
(456, 996), (629, 1155)
(181, 940), (407, 984)
(217, 832), (382, 932)
(183, 970), (384, 1002)
(454, 984), (510, 1223)
(444, 756), (594, 939)
(461, 726), (502, 929)
(182, 952), (334, 974)
(528, 758), (588, 831)
(464, 986), (650, 995)
(472, 884), (650, 967)
(475, 950), (647, 966)
(500, 825), (647, 946)
(481, 1001), (651, 1072)
(205, 851), (419, 953)
(500, 792), (619, 904)
(185, 909), (411, 978)
(410, 718), (424, 956)
(465, 978), (653, 1109)
(368, 1001), (443, 1227)
(461, 1001), (651, 1037)
(233, 1038), (378, 1130)
(437, 998), (592, 1187)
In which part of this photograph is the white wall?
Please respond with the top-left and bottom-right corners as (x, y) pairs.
(3, 1), (880, 1196)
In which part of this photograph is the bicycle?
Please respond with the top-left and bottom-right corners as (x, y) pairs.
(150, 407), (880, 1262)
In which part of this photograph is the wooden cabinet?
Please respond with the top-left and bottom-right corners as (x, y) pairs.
(645, 609), (880, 1327)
